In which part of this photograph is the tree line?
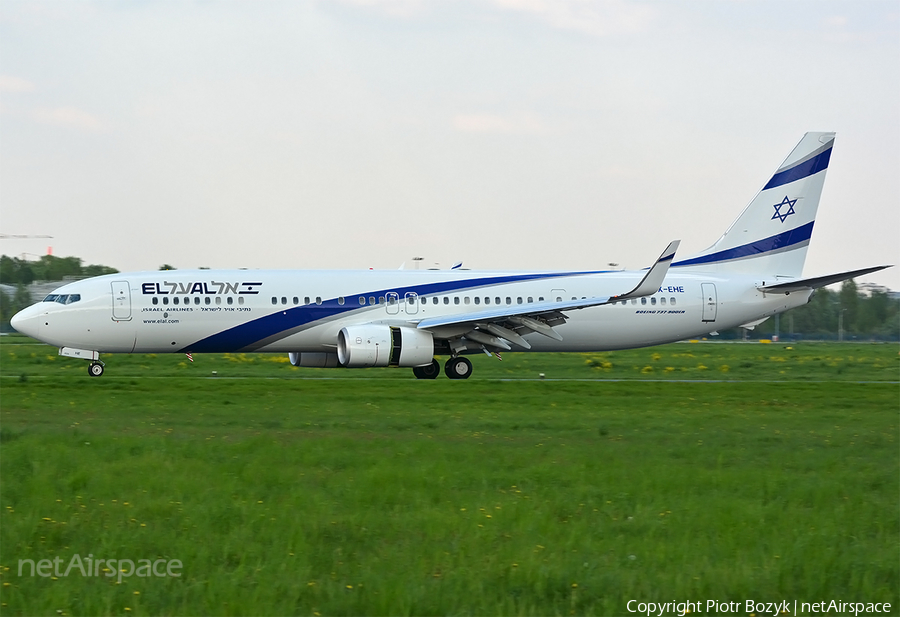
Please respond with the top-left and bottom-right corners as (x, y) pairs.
(1, 255), (897, 340)
(721, 280), (899, 341)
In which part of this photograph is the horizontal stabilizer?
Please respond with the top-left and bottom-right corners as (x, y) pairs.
(757, 265), (892, 294)
(613, 240), (680, 300)
(739, 317), (770, 330)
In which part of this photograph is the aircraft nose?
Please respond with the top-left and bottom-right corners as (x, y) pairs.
(10, 307), (39, 339)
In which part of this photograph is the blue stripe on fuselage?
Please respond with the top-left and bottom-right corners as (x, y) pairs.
(181, 270), (608, 352)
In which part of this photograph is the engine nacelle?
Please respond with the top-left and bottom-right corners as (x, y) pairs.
(337, 325), (433, 368)
(288, 352), (339, 368)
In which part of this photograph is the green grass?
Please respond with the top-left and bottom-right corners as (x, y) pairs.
(2, 335), (898, 382)
(0, 339), (898, 615)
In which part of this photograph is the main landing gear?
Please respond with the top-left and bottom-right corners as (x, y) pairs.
(444, 357), (472, 380)
(88, 361), (105, 377)
(413, 359), (441, 380)
(411, 357), (473, 380)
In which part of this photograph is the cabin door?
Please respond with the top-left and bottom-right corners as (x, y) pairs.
(701, 283), (717, 322)
(111, 281), (132, 321)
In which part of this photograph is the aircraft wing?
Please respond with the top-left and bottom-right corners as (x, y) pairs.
(757, 265), (892, 294)
(416, 240), (680, 351)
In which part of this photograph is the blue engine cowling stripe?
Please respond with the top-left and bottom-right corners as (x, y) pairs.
(672, 221), (814, 268)
(181, 270), (609, 353)
(762, 147), (832, 190)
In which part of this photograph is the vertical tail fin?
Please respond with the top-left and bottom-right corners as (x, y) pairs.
(674, 132), (835, 278)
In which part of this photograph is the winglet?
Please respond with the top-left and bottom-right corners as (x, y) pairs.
(613, 240), (680, 300)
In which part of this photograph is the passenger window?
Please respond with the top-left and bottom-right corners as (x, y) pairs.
(216, 297), (222, 305)
(338, 297), (345, 305)
(205, 297), (211, 305)
(506, 297), (511, 305)
(443, 297), (449, 305)
(379, 296), (385, 304)
(555, 297), (562, 302)
(271, 297), (277, 305)
(152, 297), (159, 305)
(539, 297), (544, 302)
(495, 297), (501, 305)
(454, 297), (460, 305)
(474, 297), (480, 305)
(238, 297), (244, 305)
(517, 297), (523, 304)
(650, 297), (656, 305)
(485, 297), (491, 305)
(369, 296), (376, 305)
(194, 297), (200, 305)
(304, 297), (310, 305)
(432, 297), (438, 305)
(163, 297), (169, 305)
(660, 297), (666, 305)
(464, 297), (470, 305)
(293, 297), (299, 305)
(641, 298), (647, 305)
(527, 297), (533, 303)
(359, 297), (365, 306)
(316, 297), (322, 305)
(173, 297), (180, 305)
(671, 297), (676, 306)
(228, 297), (234, 305)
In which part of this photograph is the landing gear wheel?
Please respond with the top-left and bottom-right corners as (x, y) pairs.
(88, 362), (104, 377)
(413, 359), (440, 380)
(444, 357), (473, 380)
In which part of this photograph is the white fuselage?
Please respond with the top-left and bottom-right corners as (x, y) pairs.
(12, 268), (811, 355)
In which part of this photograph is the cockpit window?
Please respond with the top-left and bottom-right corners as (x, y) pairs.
(42, 294), (81, 304)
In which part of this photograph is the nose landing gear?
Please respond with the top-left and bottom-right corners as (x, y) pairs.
(88, 361), (105, 377)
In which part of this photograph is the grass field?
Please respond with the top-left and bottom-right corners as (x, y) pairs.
(1, 337), (897, 616)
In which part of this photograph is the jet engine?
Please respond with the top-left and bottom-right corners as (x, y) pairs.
(336, 325), (433, 368)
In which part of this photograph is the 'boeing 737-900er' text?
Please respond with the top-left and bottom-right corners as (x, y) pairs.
(11, 132), (891, 379)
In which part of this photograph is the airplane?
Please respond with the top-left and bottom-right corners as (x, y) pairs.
(10, 132), (890, 379)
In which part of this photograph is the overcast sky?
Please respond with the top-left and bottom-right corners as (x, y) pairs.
(1, 0), (898, 289)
